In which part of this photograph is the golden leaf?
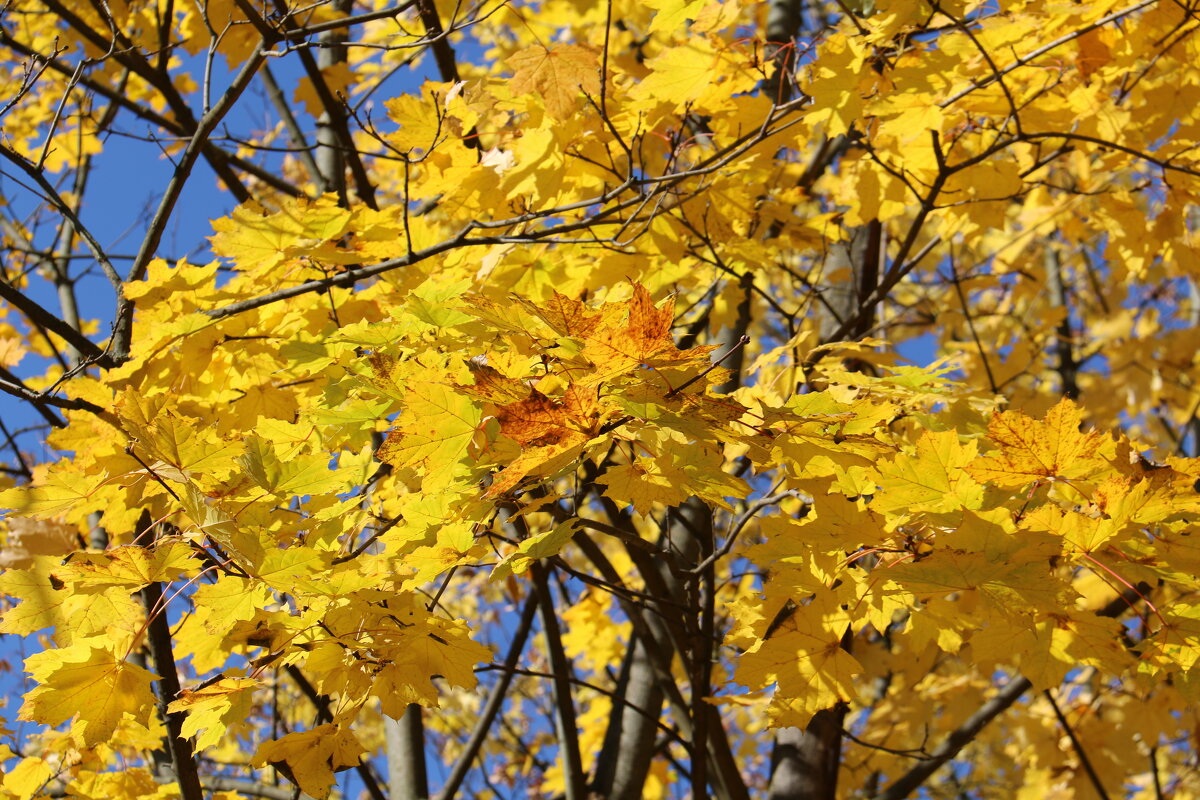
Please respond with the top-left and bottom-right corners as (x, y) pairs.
(507, 44), (600, 120)
(966, 398), (1106, 489)
(252, 724), (365, 800)
(21, 639), (159, 747)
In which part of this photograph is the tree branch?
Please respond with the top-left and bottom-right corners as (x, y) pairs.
(136, 513), (205, 800)
(0, 31), (303, 197)
(591, 629), (666, 800)
(531, 560), (587, 800)
(259, 62), (324, 189)
(1043, 689), (1111, 800)
(438, 592), (539, 800)
(874, 676), (1033, 800)
(111, 41), (271, 363)
(284, 665), (388, 800)
(875, 587), (1148, 800)
(264, 0), (379, 209)
(0, 146), (122, 293)
(0, 277), (107, 365)
(386, 705), (429, 800)
(0, 364), (99, 426)
(38, 0), (257, 202)
(416, 0), (461, 84)
(196, 777), (313, 800)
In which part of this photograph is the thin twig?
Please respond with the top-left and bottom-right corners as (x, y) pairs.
(938, 0), (1158, 109)
(668, 335), (750, 397)
(1043, 689), (1111, 800)
(0, 147), (122, 292)
(687, 490), (801, 578)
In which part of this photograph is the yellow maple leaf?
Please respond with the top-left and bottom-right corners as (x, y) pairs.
(252, 723), (365, 800)
(56, 769), (166, 800)
(632, 38), (721, 107)
(240, 435), (374, 497)
(191, 576), (273, 634)
(0, 555), (142, 649)
(734, 596), (863, 728)
(1075, 27), (1113, 81)
(1022, 504), (1109, 555)
(966, 397), (1106, 489)
(400, 521), (480, 589)
(595, 456), (691, 516)
(507, 44), (600, 121)
(293, 62), (360, 117)
(888, 548), (1068, 614)
(208, 195), (353, 274)
(60, 540), (198, 589)
(21, 639), (159, 747)
(320, 593), (491, 715)
(457, 361), (536, 405)
(644, 0), (708, 33)
(0, 324), (27, 369)
(790, 493), (888, 553)
(396, 621), (490, 694)
(254, 547), (334, 595)
(0, 518), (81, 569)
(968, 615), (1069, 689)
(385, 92), (460, 153)
(375, 358), (481, 487)
(873, 429), (984, 515)
(117, 389), (243, 485)
(513, 290), (612, 339)
(802, 32), (871, 136)
(561, 591), (630, 670)
(0, 558), (70, 636)
(492, 519), (578, 580)
(167, 677), (259, 751)
(3, 756), (54, 800)
(0, 464), (107, 520)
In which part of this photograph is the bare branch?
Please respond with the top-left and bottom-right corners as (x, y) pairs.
(438, 592), (539, 800)
(0, 276), (107, 365)
(1043, 689), (1112, 800)
(531, 559), (586, 800)
(0, 146), (122, 292)
(111, 42), (271, 363)
(136, 513), (205, 800)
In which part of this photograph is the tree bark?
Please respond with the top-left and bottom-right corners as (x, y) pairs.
(315, 0), (350, 204)
(385, 705), (429, 800)
(591, 631), (664, 800)
(768, 707), (847, 800)
(135, 512), (205, 800)
(589, 276), (753, 800)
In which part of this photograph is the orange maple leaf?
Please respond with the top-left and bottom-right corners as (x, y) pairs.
(582, 284), (716, 383)
(485, 384), (606, 497)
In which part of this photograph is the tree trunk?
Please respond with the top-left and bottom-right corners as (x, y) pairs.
(315, 0), (350, 203)
(768, 707), (847, 800)
(386, 705), (429, 800)
(591, 277), (753, 799)
(591, 632), (664, 800)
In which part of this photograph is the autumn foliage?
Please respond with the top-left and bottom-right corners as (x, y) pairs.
(1, 0), (1199, 798)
